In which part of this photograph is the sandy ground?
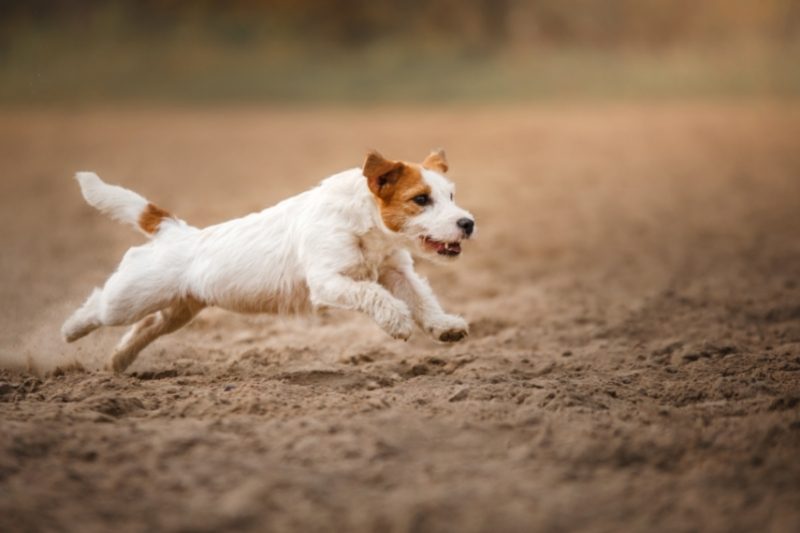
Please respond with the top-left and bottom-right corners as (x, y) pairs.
(1, 103), (799, 532)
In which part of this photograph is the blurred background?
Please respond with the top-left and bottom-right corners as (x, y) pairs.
(3, 3), (800, 532)
(1, 0), (799, 104)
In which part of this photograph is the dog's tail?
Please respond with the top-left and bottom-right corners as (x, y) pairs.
(75, 172), (176, 237)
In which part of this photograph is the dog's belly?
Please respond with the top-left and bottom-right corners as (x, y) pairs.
(202, 278), (312, 315)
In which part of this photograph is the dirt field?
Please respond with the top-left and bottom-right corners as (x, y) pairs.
(1, 103), (799, 532)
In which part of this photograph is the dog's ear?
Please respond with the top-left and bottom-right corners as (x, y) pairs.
(422, 148), (448, 173)
(363, 150), (404, 198)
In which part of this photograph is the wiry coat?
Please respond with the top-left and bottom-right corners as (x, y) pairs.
(62, 150), (475, 373)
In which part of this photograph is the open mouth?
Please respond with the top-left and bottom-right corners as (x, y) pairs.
(422, 236), (462, 257)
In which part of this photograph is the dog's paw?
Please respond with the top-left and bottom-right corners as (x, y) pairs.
(61, 315), (98, 343)
(386, 318), (414, 341)
(379, 302), (415, 341)
(108, 350), (134, 374)
(427, 314), (469, 343)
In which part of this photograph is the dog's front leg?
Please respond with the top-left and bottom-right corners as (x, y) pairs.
(308, 273), (414, 340)
(379, 256), (468, 343)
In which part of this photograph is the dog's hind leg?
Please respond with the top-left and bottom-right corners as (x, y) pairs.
(61, 280), (170, 343)
(109, 299), (203, 373)
(63, 244), (184, 344)
(62, 288), (104, 342)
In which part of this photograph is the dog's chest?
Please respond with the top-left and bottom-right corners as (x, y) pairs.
(348, 232), (394, 281)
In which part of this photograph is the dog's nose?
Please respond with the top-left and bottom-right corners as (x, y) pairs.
(457, 217), (474, 237)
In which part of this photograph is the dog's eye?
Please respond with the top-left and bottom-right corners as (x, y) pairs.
(412, 194), (430, 206)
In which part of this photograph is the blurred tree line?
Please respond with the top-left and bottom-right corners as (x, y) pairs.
(1, 1), (797, 102)
(2, 0), (798, 49)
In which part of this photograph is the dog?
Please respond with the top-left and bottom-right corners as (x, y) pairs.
(61, 149), (476, 373)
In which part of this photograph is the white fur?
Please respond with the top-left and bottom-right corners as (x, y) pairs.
(75, 172), (150, 236)
(62, 166), (475, 373)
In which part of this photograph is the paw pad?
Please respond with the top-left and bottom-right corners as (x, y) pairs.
(439, 329), (467, 343)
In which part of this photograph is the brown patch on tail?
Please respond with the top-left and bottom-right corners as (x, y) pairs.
(139, 203), (173, 234)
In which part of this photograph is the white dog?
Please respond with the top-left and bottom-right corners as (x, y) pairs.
(62, 150), (475, 373)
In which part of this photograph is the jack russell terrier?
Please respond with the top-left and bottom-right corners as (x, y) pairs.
(62, 150), (475, 373)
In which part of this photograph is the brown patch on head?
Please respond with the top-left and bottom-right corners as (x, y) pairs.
(422, 149), (448, 173)
(362, 151), (430, 232)
(138, 203), (172, 234)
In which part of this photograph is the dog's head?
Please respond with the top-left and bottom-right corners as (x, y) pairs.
(363, 149), (475, 261)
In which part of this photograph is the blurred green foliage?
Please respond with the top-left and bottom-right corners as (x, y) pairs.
(1, 0), (798, 103)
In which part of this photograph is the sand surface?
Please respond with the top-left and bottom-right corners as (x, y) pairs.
(1, 104), (799, 532)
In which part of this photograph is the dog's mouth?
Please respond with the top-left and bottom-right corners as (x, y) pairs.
(421, 236), (462, 257)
